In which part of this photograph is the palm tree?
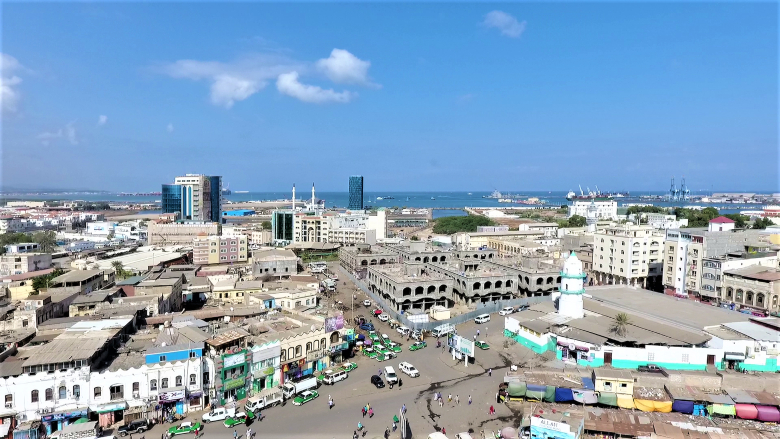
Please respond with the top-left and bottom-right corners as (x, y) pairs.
(111, 261), (126, 280)
(33, 230), (58, 253)
(610, 312), (631, 337)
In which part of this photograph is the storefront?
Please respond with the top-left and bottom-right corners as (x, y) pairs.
(556, 339), (591, 364)
(281, 359), (307, 383)
(724, 352), (746, 370)
(188, 391), (203, 411)
(41, 409), (87, 434)
(328, 342), (349, 364)
(123, 401), (151, 423)
(92, 402), (127, 428)
(159, 389), (186, 417)
(251, 343), (280, 392)
(219, 351), (249, 405)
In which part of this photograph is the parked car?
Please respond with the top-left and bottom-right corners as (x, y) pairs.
(475, 340), (490, 350)
(638, 364), (664, 373)
(499, 306), (514, 316)
(168, 422), (201, 437)
(373, 309), (383, 316)
(396, 326), (410, 336)
(341, 362), (358, 372)
(399, 362), (420, 377)
(386, 342), (403, 353)
(516, 305), (529, 312)
(363, 300), (371, 306)
(409, 341), (427, 351)
(292, 390), (319, 406)
(119, 420), (151, 436)
(410, 330), (423, 340)
(376, 352), (395, 362)
(360, 322), (375, 331)
(364, 347), (378, 358)
(371, 375), (385, 388)
(202, 408), (235, 423)
(378, 314), (389, 322)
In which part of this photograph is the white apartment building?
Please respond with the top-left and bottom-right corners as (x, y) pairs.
(568, 200), (618, 220)
(86, 222), (117, 236)
(592, 224), (664, 288)
(0, 253), (52, 276)
(700, 251), (778, 304)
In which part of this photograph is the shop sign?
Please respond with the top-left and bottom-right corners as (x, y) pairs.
(306, 349), (325, 361)
(223, 352), (245, 368)
(159, 390), (186, 402)
(329, 342), (348, 353)
(188, 391), (203, 399)
(724, 352), (746, 361)
(325, 315), (344, 332)
(42, 409), (87, 422)
(96, 402), (127, 414)
(254, 366), (275, 378)
(224, 377), (245, 391)
(531, 416), (572, 434)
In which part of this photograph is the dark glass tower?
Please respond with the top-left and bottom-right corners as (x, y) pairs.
(208, 176), (222, 222)
(161, 184), (184, 215)
(348, 175), (364, 210)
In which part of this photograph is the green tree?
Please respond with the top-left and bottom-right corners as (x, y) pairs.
(609, 312), (631, 337)
(31, 268), (64, 293)
(410, 235), (420, 241)
(32, 230), (57, 253)
(432, 215), (496, 234)
(626, 206), (668, 215)
(568, 215), (587, 228)
(752, 217), (774, 229)
(261, 221), (272, 230)
(111, 261), (129, 280)
(723, 214), (749, 229)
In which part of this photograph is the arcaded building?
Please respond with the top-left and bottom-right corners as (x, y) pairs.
(366, 263), (454, 311)
(426, 259), (518, 304)
(338, 244), (399, 274)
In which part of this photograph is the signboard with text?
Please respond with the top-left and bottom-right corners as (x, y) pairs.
(452, 335), (474, 357)
(223, 352), (245, 368)
(223, 377), (246, 391)
(325, 315), (345, 332)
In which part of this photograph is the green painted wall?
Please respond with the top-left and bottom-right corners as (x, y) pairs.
(504, 329), (553, 354)
(738, 358), (779, 372)
(609, 359), (707, 371)
(577, 357), (605, 367)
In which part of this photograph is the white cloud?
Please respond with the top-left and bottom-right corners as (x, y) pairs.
(158, 54), (304, 108)
(1, 53), (23, 113)
(37, 122), (78, 146)
(276, 72), (355, 104)
(98, 115), (108, 126)
(482, 11), (527, 38)
(167, 123), (174, 133)
(316, 49), (378, 87)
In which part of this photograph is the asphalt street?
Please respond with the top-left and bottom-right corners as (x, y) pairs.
(139, 316), (527, 439)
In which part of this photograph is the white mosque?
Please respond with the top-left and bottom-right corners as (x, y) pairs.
(553, 251), (586, 319)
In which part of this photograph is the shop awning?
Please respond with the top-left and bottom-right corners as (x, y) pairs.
(635, 400), (673, 413)
(507, 381), (526, 398)
(735, 404), (758, 420)
(128, 400), (146, 408)
(724, 352), (746, 361)
(555, 388), (574, 403)
(573, 389), (598, 405)
(617, 394), (636, 409)
(598, 392), (618, 407)
(708, 404), (736, 416)
(91, 402), (127, 414)
(756, 405), (780, 423)
(672, 400), (694, 414)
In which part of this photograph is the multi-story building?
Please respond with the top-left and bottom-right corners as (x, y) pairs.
(0, 253), (52, 276)
(722, 266), (780, 316)
(452, 230), (546, 251)
(662, 217), (763, 298)
(348, 176), (364, 210)
(338, 244), (400, 275)
(48, 269), (115, 295)
(161, 174), (222, 222)
(366, 263), (455, 311)
(147, 221), (220, 246)
(193, 234), (248, 265)
(135, 276), (183, 314)
(517, 222), (559, 237)
(253, 249), (298, 278)
(568, 200), (618, 220)
(271, 211), (294, 245)
(592, 224), (664, 288)
(294, 212), (330, 243)
(700, 251), (778, 305)
(328, 209), (386, 244)
(4, 243), (40, 254)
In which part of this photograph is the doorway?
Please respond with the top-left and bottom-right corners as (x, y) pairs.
(604, 352), (613, 365)
(707, 355), (716, 366)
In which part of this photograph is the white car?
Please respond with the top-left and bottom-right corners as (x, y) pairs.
(378, 314), (389, 322)
(363, 300), (371, 306)
(499, 306), (514, 316)
(396, 326), (410, 335)
(399, 362), (420, 377)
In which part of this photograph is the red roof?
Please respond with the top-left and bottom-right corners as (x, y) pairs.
(710, 216), (735, 224)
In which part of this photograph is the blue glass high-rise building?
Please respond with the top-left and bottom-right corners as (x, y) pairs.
(348, 175), (364, 210)
(161, 174), (222, 222)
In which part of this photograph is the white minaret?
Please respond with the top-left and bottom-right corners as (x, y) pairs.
(558, 251), (585, 319)
(586, 200), (598, 233)
(311, 183), (316, 209)
(292, 184), (296, 211)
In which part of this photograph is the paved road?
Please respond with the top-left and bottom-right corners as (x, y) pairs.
(140, 318), (525, 439)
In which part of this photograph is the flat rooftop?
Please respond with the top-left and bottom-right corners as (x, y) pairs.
(724, 265), (780, 282)
(51, 269), (104, 284)
(585, 286), (751, 330)
(370, 264), (449, 283)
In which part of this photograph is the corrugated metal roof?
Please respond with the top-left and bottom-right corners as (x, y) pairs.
(721, 321), (779, 341)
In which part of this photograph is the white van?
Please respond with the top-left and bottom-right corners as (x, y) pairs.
(384, 366), (398, 384)
(475, 314), (491, 324)
(323, 369), (348, 385)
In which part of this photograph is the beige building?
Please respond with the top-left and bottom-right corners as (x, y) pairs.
(211, 279), (266, 304)
(294, 213), (330, 243)
(592, 369), (634, 396)
(135, 276), (183, 314)
(592, 224), (664, 288)
(193, 234), (248, 265)
(48, 269), (115, 295)
(722, 266), (780, 315)
(147, 221), (221, 246)
(0, 253), (53, 276)
(452, 230), (546, 251)
(267, 285), (319, 310)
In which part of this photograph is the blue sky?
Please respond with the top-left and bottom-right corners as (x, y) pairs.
(1, 3), (777, 192)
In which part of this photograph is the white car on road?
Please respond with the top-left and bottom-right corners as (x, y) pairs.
(396, 326), (410, 336)
(378, 314), (389, 322)
(499, 306), (514, 316)
(399, 362), (420, 377)
(363, 300), (371, 306)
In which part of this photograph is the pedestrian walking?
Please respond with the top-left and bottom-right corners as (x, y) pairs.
(367, 403), (371, 411)
(456, 395), (460, 405)
(233, 429), (238, 439)
(439, 398), (443, 408)
(329, 399), (334, 409)
(402, 403), (406, 413)
(468, 395), (472, 405)
(392, 422), (397, 432)
(442, 428), (446, 435)
(477, 329), (480, 337)
(354, 431), (359, 439)
(385, 428), (390, 439)
(362, 406), (366, 417)
(489, 405), (495, 415)
(399, 378), (403, 388)
(473, 334), (477, 341)
(369, 408), (374, 418)
(489, 368), (492, 377)
(448, 393), (452, 403)
(246, 429), (251, 439)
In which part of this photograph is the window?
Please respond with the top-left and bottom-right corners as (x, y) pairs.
(620, 383), (628, 388)
(59, 386), (66, 400)
(295, 345), (302, 357)
(94, 387), (102, 398)
(230, 255), (237, 260)
(73, 385), (80, 399)
(221, 248), (227, 253)
(150, 380), (157, 391)
(230, 247), (237, 252)
(31, 390), (39, 403)
(175, 376), (183, 387)
(189, 351), (197, 358)
(682, 354), (689, 363)
(110, 385), (123, 400)
(4, 395), (11, 405)
(133, 382), (140, 392)
(190, 374), (196, 385)
(44, 388), (53, 401)
(159, 355), (167, 362)
(161, 378), (168, 389)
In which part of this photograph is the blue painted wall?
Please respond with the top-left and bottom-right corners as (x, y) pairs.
(146, 347), (203, 364)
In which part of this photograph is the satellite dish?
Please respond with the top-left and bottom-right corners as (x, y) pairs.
(311, 325), (316, 331)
